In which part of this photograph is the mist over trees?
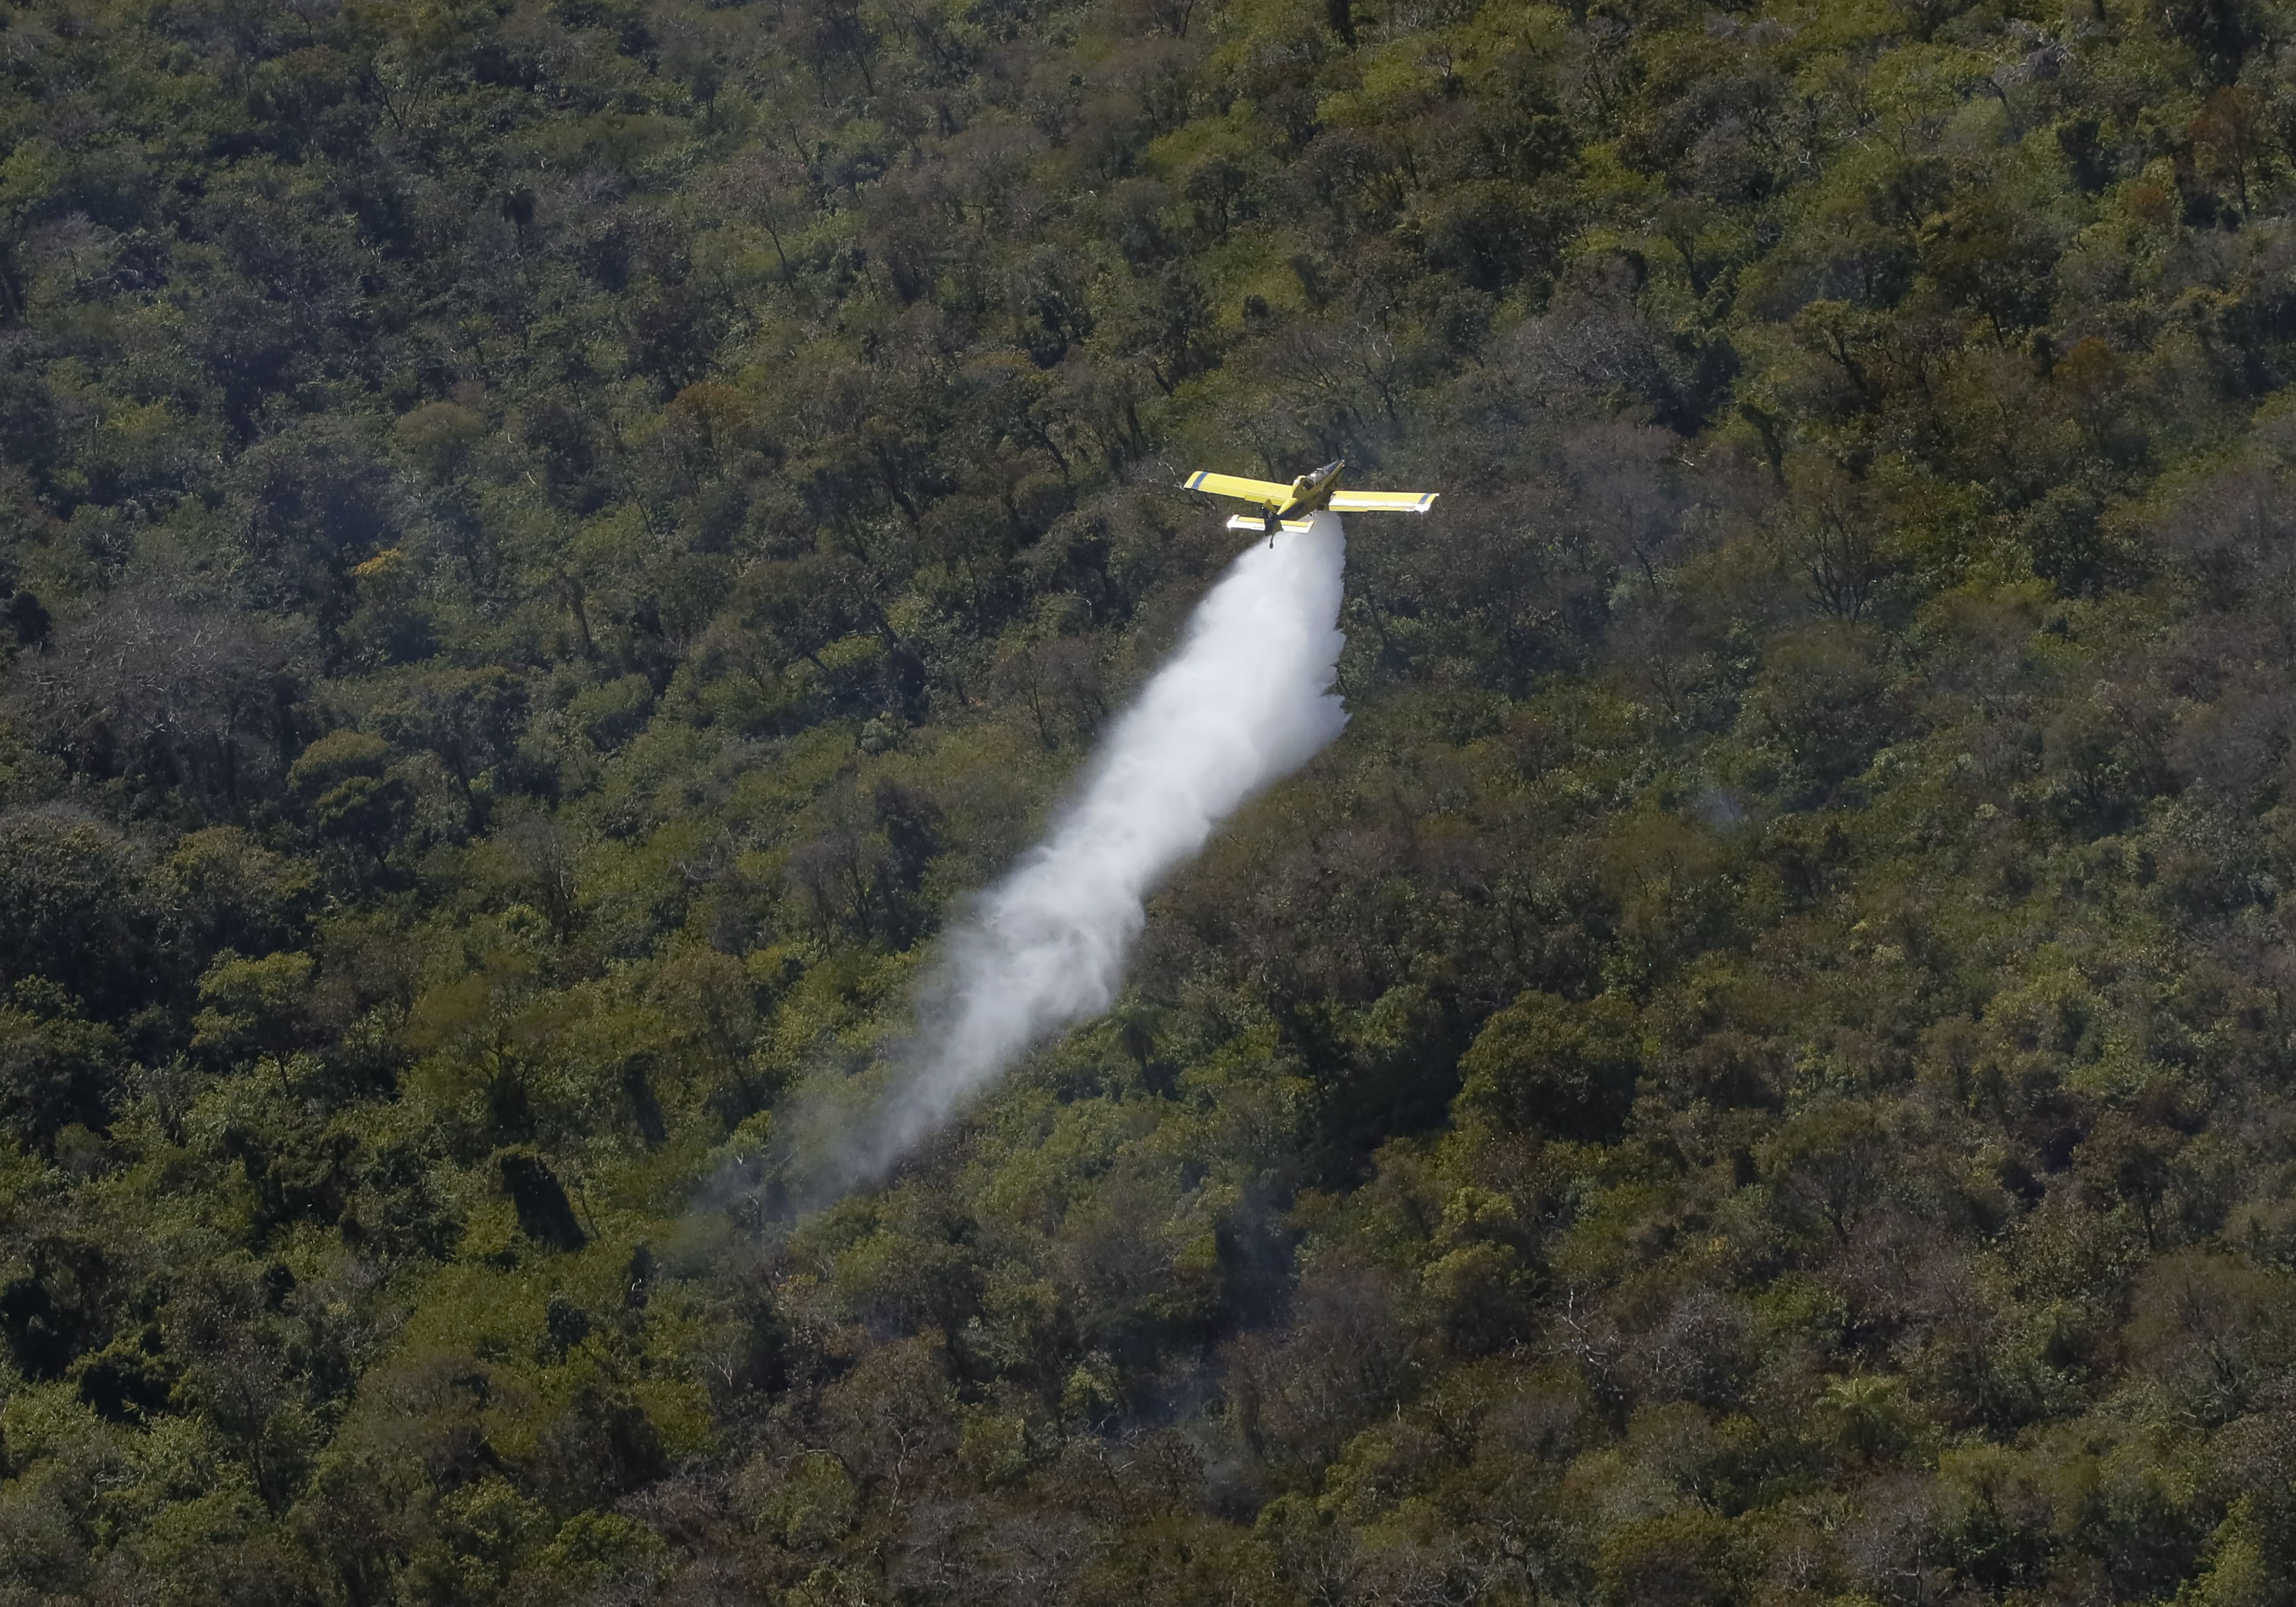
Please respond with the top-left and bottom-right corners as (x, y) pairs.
(6, 0), (2296, 1599)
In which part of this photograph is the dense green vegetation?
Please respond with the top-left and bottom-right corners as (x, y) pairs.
(9, 0), (2296, 1597)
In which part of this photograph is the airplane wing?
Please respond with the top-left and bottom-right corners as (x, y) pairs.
(1328, 490), (1439, 513)
(1185, 470), (1292, 504)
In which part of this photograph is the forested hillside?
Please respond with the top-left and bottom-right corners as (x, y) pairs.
(8, 0), (2296, 1597)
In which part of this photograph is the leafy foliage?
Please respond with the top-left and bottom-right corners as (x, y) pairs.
(8, 0), (2296, 1599)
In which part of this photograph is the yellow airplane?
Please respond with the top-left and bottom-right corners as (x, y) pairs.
(1182, 458), (1438, 538)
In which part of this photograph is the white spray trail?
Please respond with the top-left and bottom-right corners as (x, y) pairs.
(818, 511), (1350, 1193)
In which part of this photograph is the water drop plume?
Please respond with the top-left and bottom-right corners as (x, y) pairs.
(791, 511), (1350, 1201)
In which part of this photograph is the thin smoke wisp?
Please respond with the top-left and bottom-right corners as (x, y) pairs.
(802, 511), (1350, 1197)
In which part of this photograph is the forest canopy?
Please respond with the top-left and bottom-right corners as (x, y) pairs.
(6, 0), (2296, 1600)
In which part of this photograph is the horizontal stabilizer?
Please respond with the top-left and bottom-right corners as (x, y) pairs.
(1187, 469), (1292, 503)
(1226, 514), (1319, 534)
(1328, 490), (1439, 513)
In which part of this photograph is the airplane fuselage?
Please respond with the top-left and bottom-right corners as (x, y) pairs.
(1275, 458), (1348, 522)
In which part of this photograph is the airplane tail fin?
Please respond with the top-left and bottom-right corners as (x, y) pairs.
(1226, 514), (1318, 535)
